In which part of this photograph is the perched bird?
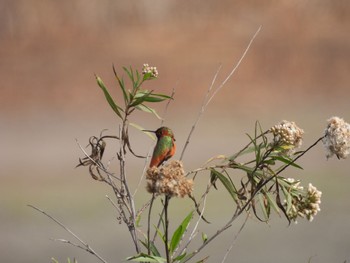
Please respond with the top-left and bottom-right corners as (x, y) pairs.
(144, 127), (176, 167)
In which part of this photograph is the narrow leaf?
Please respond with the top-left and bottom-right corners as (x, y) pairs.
(140, 240), (161, 257)
(130, 91), (153, 107)
(130, 122), (156, 141)
(95, 75), (123, 118)
(173, 253), (187, 261)
(265, 192), (280, 214)
(257, 194), (269, 221)
(201, 232), (208, 243)
(153, 224), (166, 244)
(136, 104), (162, 119)
(113, 65), (129, 105)
(210, 169), (238, 202)
(126, 253), (166, 263)
(233, 164), (264, 177)
(170, 211), (193, 254)
(273, 155), (303, 169)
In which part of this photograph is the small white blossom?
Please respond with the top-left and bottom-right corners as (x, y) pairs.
(285, 182), (322, 223)
(142, 63), (158, 78)
(271, 120), (304, 155)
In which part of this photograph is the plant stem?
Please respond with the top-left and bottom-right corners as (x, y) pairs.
(120, 117), (140, 253)
(164, 196), (171, 263)
(147, 194), (155, 255)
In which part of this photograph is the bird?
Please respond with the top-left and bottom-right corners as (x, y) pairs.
(144, 127), (176, 167)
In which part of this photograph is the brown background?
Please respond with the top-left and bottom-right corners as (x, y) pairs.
(2, 1), (350, 262)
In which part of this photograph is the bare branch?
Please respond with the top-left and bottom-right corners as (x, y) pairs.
(180, 64), (222, 161)
(161, 87), (176, 127)
(180, 25), (262, 161)
(133, 147), (152, 197)
(51, 238), (93, 255)
(220, 213), (249, 263)
(28, 205), (109, 263)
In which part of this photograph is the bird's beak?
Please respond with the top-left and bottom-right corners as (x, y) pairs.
(142, 129), (155, 133)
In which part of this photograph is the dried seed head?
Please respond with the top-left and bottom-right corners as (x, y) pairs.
(146, 160), (193, 198)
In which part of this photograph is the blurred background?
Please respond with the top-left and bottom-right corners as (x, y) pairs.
(2, 1), (350, 262)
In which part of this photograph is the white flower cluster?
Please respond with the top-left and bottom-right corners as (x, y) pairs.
(142, 63), (158, 78)
(270, 120), (304, 154)
(287, 183), (322, 223)
(323, 116), (350, 159)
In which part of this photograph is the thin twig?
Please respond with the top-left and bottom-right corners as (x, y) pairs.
(133, 147), (152, 197)
(51, 238), (93, 254)
(161, 87), (176, 127)
(180, 25), (262, 161)
(220, 213), (249, 263)
(205, 25), (262, 109)
(105, 195), (123, 216)
(28, 205), (108, 263)
(180, 64), (222, 161)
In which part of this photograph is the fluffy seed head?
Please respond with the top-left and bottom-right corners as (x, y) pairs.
(146, 160), (193, 198)
(323, 116), (350, 159)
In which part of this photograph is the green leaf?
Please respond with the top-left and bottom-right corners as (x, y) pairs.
(135, 69), (141, 85)
(51, 258), (59, 263)
(265, 192), (280, 214)
(130, 91), (153, 107)
(139, 240), (161, 257)
(136, 104), (162, 119)
(201, 232), (208, 243)
(113, 65), (129, 105)
(123, 66), (139, 90)
(123, 66), (134, 82)
(135, 91), (172, 103)
(272, 155), (303, 169)
(143, 72), (154, 81)
(173, 253), (187, 261)
(232, 164), (264, 177)
(95, 75), (123, 119)
(285, 189), (292, 213)
(210, 169), (238, 202)
(258, 194), (269, 220)
(153, 224), (166, 244)
(170, 211), (193, 254)
(135, 213), (142, 227)
(126, 253), (166, 263)
(130, 122), (156, 141)
(141, 95), (168, 103)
